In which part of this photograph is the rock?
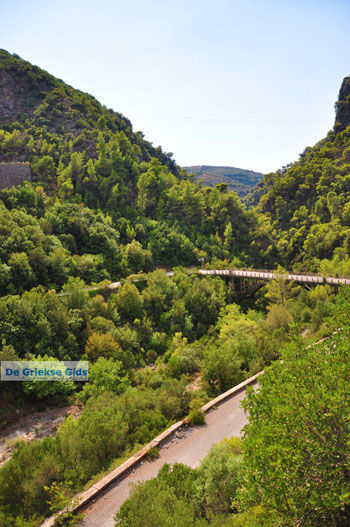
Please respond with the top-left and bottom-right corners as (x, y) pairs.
(335, 75), (350, 132)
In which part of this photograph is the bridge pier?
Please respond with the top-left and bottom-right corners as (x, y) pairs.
(227, 277), (266, 299)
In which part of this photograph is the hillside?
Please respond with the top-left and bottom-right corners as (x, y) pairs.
(0, 49), (276, 291)
(0, 50), (178, 173)
(249, 74), (350, 270)
(184, 165), (263, 196)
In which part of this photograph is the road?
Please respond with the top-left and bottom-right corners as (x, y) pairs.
(80, 384), (253, 527)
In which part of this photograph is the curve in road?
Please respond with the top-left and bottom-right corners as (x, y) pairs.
(80, 383), (253, 527)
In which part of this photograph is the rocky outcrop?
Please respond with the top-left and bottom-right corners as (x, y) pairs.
(335, 75), (350, 132)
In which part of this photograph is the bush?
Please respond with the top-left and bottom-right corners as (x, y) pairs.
(187, 399), (205, 426)
(146, 446), (160, 460)
(241, 325), (350, 526)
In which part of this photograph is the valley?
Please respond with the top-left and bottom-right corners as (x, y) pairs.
(0, 47), (349, 527)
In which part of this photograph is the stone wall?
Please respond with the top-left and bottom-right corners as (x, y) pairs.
(0, 162), (32, 190)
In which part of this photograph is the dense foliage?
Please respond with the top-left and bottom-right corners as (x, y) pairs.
(0, 50), (349, 527)
(116, 291), (350, 527)
(0, 49), (279, 276)
(0, 267), (341, 525)
(245, 74), (350, 270)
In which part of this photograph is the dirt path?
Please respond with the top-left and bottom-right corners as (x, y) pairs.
(80, 385), (251, 527)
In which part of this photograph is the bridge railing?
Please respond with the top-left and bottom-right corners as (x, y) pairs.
(197, 268), (350, 286)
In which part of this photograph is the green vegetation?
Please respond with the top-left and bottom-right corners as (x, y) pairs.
(0, 50), (349, 527)
(116, 291), (350, 526)
(184, 165), (263, 197)
(115, 437), (245, 527)
(0, 49), (276, 281)
(245, 75), (350, 272)
(0, 267), (342, 525)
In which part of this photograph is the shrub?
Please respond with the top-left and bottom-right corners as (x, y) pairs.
(146, 446), (160, 460)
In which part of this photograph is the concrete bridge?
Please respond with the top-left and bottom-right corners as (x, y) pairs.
(103, 269), (350, 299)
(197, 268), (350, 286)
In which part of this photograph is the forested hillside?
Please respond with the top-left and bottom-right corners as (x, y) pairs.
(184, 165), (263, 196)
(0, 49), (280, 286)
(246, 74), (350, 272)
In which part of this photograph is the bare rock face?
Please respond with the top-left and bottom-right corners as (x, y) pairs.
(335, 75), (350, 132)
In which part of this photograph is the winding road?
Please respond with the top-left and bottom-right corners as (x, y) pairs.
(80, 384), (253, 527)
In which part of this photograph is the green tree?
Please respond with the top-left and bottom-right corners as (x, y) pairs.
(61, 277), (89, 310)
(125, 241), (145, 273)
(195, 438), (243, 514)
(241, 328), (350, 526)
(202, 344), (244, 396)
(8, 252), (34, 291)
(77, 357), (129, 402)
(115, 282), (144, 321)
(85, 331), (121, 361)
(264, 266), (301, 305)
(23, 355), (75, 399)
(115, 464), (199, 527)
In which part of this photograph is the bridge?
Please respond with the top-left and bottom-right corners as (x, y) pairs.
(103, 269), (350, 299)
(197, 268), (350, 286)
(195, 269), (350, 297)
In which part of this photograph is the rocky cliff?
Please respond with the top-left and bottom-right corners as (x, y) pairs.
(335, 75), (350, 132)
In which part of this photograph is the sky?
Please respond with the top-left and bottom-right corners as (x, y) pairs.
(1, 0), (350, 173)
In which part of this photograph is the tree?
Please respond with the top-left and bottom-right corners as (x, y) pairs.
(85, 331), (121, 361)
(8, 252), (34, 291)
(115, 282), (144, 321)
(23, 357), (75, 399)
(57, 393), (128, 483)
(264, 266), (301, 306)
(241, 328), (350, 526)
(34, 155), (57, 183)
(77, 357), (128, 402)
(115, 464), (199, 527)
(61, 276), (89, 310)
(184, 277), (226, 338)
(195, 438), (243, 514)
(224, 222), (234, 253)
(125, 241), (145, 273)
(202, 344), (244, 397)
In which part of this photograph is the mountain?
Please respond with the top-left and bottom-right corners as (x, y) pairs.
(184, 165), (263, 196)
(248, 74), (350, 268)
(0, 49), (179, 173)
(0, 49), (269, 294)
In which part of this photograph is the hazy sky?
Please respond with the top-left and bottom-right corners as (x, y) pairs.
(1, 0), (350, 173)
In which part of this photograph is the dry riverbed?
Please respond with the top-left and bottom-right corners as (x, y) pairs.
(0, 404), (81, 467)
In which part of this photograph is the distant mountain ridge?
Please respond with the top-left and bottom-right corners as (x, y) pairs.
(184, 165), (263, 196)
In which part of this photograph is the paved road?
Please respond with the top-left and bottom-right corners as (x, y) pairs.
(80, 385), (253, 527)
